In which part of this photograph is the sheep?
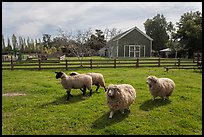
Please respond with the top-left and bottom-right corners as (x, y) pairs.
(105, 84), (136, 119)
(55, 71), (93, 100)
(69, 72), (106, 92)
(146, 75), (175, 100)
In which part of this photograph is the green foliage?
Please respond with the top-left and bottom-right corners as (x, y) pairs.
(2, 68), (202, 135)
(175, 11), (202, 58)
(144, 14), (173, 51)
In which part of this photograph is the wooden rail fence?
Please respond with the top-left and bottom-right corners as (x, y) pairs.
(2, 57), (198, 70)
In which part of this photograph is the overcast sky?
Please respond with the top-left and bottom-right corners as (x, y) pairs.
(2, 2), (202, 42)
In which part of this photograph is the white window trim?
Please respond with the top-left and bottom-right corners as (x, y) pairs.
(124, 45), (146, 57)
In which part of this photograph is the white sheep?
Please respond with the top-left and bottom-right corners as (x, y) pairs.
(146, 75), (175, 100)
(69, 72), (106, 92)
(105, 84), (136, 119)
(55, 71), (93, 100)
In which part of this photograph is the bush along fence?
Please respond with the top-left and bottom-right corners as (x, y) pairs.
(2, 56), (199, 71)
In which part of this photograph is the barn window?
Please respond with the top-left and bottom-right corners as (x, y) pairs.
(124, 45), (145, 58)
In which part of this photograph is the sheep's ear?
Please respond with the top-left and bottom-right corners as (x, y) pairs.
(55, 72), (58, 74)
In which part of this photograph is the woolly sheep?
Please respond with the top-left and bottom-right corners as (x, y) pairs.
(69, 72), (106, 92)
(105, 84), (136, 119)
(55, 71), (93, 100)
(146, 75), (175, 100)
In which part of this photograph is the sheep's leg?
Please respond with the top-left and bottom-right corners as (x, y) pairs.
(109, 110), (114, 119)
(89, 89), (92, 96)
(95, 84), (100, 92)
(82, 87), (86, 96)
(66, 90), (71, 100)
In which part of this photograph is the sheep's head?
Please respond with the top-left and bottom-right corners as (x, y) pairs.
(55, 71), (64, 79)
(106, 84), (121, 98)
(146, 75), (158, 88)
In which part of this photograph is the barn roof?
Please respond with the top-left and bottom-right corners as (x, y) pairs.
(108, 26), (153, 42)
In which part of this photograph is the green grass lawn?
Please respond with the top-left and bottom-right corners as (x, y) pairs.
(2, 68), (202, 135)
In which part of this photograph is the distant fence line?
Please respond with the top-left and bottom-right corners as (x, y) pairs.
(2, 57), (199, 71)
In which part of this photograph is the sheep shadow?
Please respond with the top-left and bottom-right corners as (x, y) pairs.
(91, 109), (130, 129)
(139, 98), (171, 111)
(39, 93), (91, 108)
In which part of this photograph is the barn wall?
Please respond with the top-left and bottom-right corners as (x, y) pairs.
(106, 28), (153, 58)
(118, 29), (151, 57)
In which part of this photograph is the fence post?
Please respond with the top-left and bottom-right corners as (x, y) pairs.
(66, 59), (68, 70)
(158, 57), (160, 67)
(114, 59), (116, 68)
(38, 59), (41, 70)
(178, 58), (180, 67)
(90, 59), (92, 69)
(11, 56), (14, 70)
(136, 58), (139, 67)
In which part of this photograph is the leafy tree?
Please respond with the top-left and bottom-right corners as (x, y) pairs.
(174, 11), (202, 58)
(144, 14), (174, 52)
(43, 34), (52, 48)
(86, 29), (106, 51)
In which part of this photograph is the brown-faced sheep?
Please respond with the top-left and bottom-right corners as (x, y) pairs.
(146, 75), (175, 100)
(55, 71), (92, 100)
(69, 72), (106, 92)
(105, 84), (136, 119)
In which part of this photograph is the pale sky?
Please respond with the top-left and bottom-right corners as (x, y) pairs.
(2, 2), (202, 43)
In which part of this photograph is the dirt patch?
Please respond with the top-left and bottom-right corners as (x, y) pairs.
(3, 93), (26, 97)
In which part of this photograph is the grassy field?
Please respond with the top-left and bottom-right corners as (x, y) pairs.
(2, 67), (202, 135)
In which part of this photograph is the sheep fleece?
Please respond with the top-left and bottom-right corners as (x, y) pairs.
(106, 84), (136, 111)
(86, 73), (105, 87)
(61, 74), (92, 90)
(147, 76), (175, 99)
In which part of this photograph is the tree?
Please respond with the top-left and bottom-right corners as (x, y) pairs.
(43, 34), (52, 48)
(58, 28), (94, 67)
(12, 34), (18, 50)
(2, 34), (6, 54)
(144, 14), (174, 52)
(12, 34), (18, 57)
(174, 11), (202, 58)
(86, 29), (106, 51)
(5, 37), (12, 54)
(18, 36), (25, 53)
(103, 28), (122, 41)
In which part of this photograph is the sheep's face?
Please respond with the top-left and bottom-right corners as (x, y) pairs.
(106, 86), (120, 98)
(146, 76), (158, 88)
(55, 72), (64, 79)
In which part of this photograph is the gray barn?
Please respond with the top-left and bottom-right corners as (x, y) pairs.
(101, 26), (153, 58)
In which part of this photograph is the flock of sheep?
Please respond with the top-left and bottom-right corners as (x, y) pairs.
(55, 71), (175, 119)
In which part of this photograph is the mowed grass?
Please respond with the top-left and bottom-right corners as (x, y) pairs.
(2, 68), (202, 135)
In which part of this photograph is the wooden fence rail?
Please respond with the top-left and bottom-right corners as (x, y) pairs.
(2, 58), (198, 70)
